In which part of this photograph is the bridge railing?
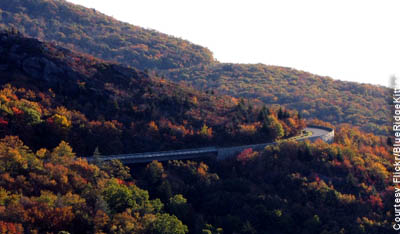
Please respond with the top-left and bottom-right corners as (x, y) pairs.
(306, 125), (334, 132)
(86, 146), (218, 162)
(86, 126), (334, 163)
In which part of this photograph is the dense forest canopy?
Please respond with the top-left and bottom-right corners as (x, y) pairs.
(0, 136), (189, 234)
(165, 64), (391, 135)
(0, 0), (391, 136)
(133, 125), (395, 233)
(0, 124), (394, 233)
(0, 30), (304, 157)
(0, 1), (395, 233)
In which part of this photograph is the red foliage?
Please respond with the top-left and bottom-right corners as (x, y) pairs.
(46, 118), (54, 125)
(116, 178), (124, 185)
(0, 221), (24, 234)
(368, 194), (383, 209)
(237, 148), (257, 165)
(0, 118), (8, 125)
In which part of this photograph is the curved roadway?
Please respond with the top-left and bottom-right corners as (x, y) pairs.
(305, 127), (331, 138)
(87, 126), (333, 164)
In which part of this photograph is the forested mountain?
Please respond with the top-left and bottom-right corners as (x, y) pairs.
(0, 30), (303, 156)
(0, 0), (214, 70)
(0, 124), (395, 233)
(134, 125), (395, 233)
(165, 64), (391, 135)
(0, 1), (395, 233)
(0, 30), (300, 234)
(0, 0), (389, 136)
(0, 138), (189, 233)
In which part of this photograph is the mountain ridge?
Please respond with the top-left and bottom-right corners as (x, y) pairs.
(0, 2), (395, 233)
(0, 30), (304, 156)
(0, 0), (215, 70)
(0, 0), (390, 135)
(164, 63), (391, 135)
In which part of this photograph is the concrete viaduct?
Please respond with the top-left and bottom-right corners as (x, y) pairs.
(86, 126), (334, 164)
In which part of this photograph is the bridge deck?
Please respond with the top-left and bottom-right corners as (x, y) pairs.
(86, 126), (333, 164)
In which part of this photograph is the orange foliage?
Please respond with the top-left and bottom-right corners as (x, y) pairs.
(148, 121), (159, 132)
(239, 123), (258, 136)
(11, 107), (23, 115)
(368, 195), (383, 209)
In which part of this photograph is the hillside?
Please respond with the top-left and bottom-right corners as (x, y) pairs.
(0, 0), (390, 136)
(133, 124), (395, 234)
(0, 24), (394, 234)
(0, 0), (214, 70)
(0, 122), (394, 233)
(0, 2), (395, 233)
(0, 30), (304, 156)
(0, 138), (189, 234)
(165, 64), (391, 135)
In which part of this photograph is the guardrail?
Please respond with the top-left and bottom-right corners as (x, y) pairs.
(86, 147), (217, 163)
(304, 126), (334, 144)
(306, 125), (334, 132)
(86, 126), (334, 164)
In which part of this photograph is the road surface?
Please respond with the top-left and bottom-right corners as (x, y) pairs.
(86, 126), (334, 164)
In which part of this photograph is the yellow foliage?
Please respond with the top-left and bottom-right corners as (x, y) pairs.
(36, 148), (48, 159)
(35, 190), (58, 207)
(370, 162), (389, 180)
(199, 124), (213, 138)
(55, 106), (72, 119)
(336, 193), (356, 204)
(190, 96), (198, 105)
(53, 114), (71, 128)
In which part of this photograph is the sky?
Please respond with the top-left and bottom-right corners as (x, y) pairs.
(66, 0), (400, 87)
